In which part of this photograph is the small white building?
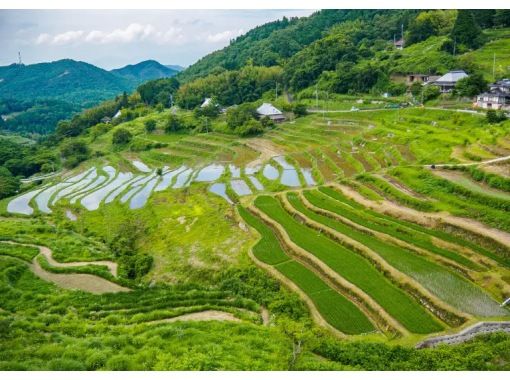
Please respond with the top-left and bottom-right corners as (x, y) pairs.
(256, 103), (286, 123)
(476, 79), (510, 110)
(432, 70), (469, 93)
(200, 98), (212, 108)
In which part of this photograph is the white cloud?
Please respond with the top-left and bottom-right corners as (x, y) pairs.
(34, 23), (186, 46)
(52, 30), (84, 45)
(206, 29), (243, 43)
(35, 33), (51, 44)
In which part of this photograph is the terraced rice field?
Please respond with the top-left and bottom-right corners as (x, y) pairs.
(289, 192), (505, 317)
(238, 207), (375, 334)
(253, 195), (444, 334)
(6, 155), (317, 216)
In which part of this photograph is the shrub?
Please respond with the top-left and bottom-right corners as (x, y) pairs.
(164, 114), (183, 133)
(112, 128), (132, 145)
(226, 104), (257, 130)
(235, 119), (264, 137)
(60, 139), (89, 168)
(422, 85), (441, 102)
(292, 103), (308, 117)
(144, 119), (156, 133)
(486, 110), (507, 124)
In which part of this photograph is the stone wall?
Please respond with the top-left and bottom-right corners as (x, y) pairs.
(416, 321), (510, 349)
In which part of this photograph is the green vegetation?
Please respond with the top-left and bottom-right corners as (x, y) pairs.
(238, 206), (374, 334)
(0, 242), (39, 262)
(2, 8), (510, 371)
(254, 195), (443, 334)
(289, 192), (504, 317)
(315, 187), (485, 269)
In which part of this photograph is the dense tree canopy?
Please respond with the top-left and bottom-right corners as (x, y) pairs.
(176, 65), (282, 109)
(450, 10), (484, 49)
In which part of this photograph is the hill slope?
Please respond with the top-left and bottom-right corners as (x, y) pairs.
(178, 9), (418, 83)
(0, 59), (134, 106)
(111, 60), (179, 84)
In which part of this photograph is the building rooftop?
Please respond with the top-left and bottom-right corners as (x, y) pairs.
(434, 70), (468, 84)
(256, 103), (283, 116)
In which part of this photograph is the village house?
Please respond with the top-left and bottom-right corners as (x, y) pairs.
(256, 103), (286, 123)
(393, 38), (404, 50)
(476, 79), (510, 111)
(431, 70), (469, 93)
(200, 98), (212, 108)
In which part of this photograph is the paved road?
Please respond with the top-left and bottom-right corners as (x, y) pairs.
(425, 155), (510, 168)
(307, 106), (484, 116)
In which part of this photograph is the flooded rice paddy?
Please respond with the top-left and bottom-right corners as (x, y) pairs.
(7, 157), (316, 214)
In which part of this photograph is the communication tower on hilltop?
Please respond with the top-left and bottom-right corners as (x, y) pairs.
(18, 51), (23, 65)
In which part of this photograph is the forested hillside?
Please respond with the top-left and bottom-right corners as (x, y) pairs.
(0, 59), (133, 105)
(178, 10), (419, 82)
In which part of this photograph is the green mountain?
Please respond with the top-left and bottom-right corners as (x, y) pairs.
(111, 60), (179, 84)
(177, 10), (418, 83)
(0, 59), (134, 106)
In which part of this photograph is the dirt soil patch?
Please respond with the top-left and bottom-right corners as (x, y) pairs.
(244, 138), (284, 168)
(149, 310), (241, 323)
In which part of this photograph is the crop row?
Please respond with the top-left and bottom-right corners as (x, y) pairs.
(292, 191), (505, 317)
(317, 186), (485, 269)
(253, 195), (443, 334)
(238, 206), (374, 335)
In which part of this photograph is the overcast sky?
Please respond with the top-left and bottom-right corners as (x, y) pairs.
(0, 10), (314, 70)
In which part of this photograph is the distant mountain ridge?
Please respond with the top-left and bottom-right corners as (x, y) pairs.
(0, 59), (133, 106)
(165, 64), (185, 72)
(0, 58), (180, 135)
(111, 60), (179, 84)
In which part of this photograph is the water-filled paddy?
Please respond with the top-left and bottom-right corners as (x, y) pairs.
(280, 169), (301, 187)
(131, 160), (151, 173)
(155, 166), (186, 191)
(173, 169), (193, 188)
(7, 187), (45, 215)
(248, 176), (264, 191)
(194, 164), (224, 182)
(263, 164), (279, 180)
(81, 172), (133, 211)
(209, 183), (233, 204)
(130, 177), (159, 209)
(301, 168), (316, 186)
(231, 179), (252, 196)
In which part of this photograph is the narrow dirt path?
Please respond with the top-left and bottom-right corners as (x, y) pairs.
(1, 241), (129, 294)
(30, 258), (129, 294)
(39, 246), (118, 277)
(423, 154), (510, 168)
(261, 306), (270, 326)
(147, 310), (241, 324)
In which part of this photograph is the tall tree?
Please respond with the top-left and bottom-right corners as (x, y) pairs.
(494, 10), (510, 27)
(471, 10), (496, 28)
(451, 10), (484, 49)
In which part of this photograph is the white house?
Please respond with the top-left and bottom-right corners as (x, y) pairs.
(256, 103), (285, 122)
(200, 98), (212, 108)
(476, 79), (510, 110)
(432, 70), (469, 93)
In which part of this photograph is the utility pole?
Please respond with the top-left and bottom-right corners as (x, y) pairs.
(275, 82), (279, 101)
(169, 93), (173, 108)
(401, 24), (404, 47)
(315, 84), (319, 109)
(493, 53), (496, 82)
(453, 38), (456, 56)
